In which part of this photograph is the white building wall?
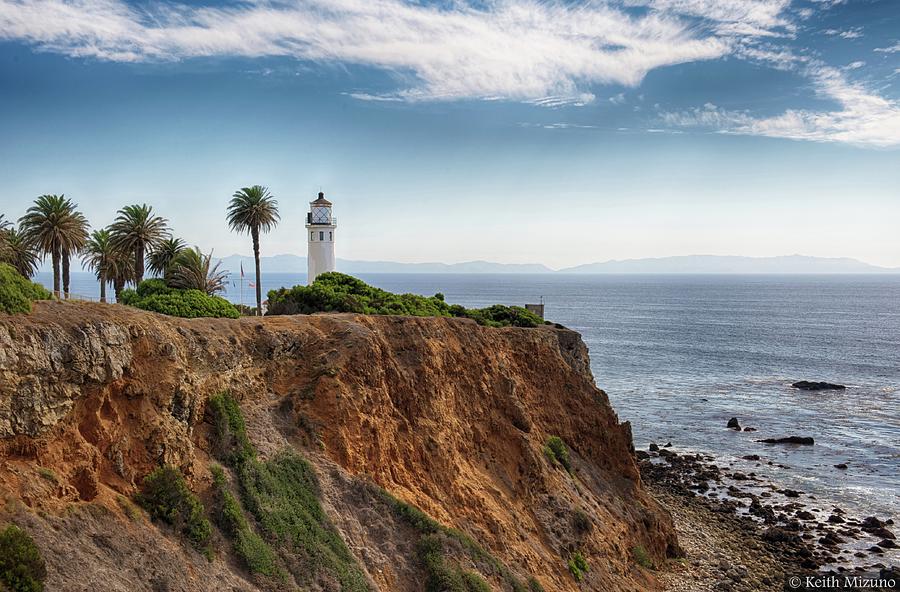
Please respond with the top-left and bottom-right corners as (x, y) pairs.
(307, 224), (336, 283)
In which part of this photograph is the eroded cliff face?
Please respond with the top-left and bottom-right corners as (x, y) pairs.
(0, 301), (678, 591)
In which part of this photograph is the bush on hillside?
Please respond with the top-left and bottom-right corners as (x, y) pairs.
(0, 263), (52, 315)
(120, 279), (239, 319)
(266, 272), (544, 328)
(136, 465), (212, 556)
(207, 393), (369, 590)
(0, 525), (46, 592)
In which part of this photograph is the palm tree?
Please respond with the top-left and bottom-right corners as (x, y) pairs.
(0, 215), (12, 263)
(109, 204), (169, 285)
(19, 195), (87, 298)
(81, 229), (117, 303)
(148, 236), (186, 278)
(60, 207), (89, 299)
(167, 247), (229, 295)
(109, 246), (136, 302)
(1, 227), (41, 278)
(226, 186), (279, 315)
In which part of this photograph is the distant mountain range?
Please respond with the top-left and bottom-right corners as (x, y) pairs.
(211, 254), (899, 275)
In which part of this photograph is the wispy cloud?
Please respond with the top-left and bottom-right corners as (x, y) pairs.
(874, 42), (900, 54)
(0, 0), (731, 103)
(661, 64), (900, 147)
(824, 27), (863, 39)
(0, 0), (895, 147)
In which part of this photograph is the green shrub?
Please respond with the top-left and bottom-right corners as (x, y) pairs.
(120, 279), (238, 319)
(35, 468), (57, 484)
(632, 545), (654, 569)
(528, 577), (546, 592)
(210, 465), (281, 578)
(266, 272), (544, 327)
(235, 452), (368, 590)
(418, 535), (491, 592)
(572, 509), (592, 535)
(567, 551), (589, 581)
(0, 525), (46, 592)
(208, 393), (368, 590)
(379, 488), (534, 592)
(116, 495), (142, 522)
(136, 466), (212, 556)
(0, 264), (51, 315)
(545, 436), (572, 473)
(208, 394), (255, 466)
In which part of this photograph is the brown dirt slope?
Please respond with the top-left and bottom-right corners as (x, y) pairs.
(0, 300), (678, 591)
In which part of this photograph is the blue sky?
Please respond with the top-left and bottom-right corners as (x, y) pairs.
(1, 0), (899, 269)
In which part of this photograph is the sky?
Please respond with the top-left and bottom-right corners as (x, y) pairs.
(0, 0), (899, 270)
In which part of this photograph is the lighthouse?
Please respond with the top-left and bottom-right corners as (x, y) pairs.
(306, 191), (336, 284)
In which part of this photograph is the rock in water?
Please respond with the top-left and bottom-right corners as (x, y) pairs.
(726, 417), (741, 430)
(791, 380), (846, 391)
(759, 436), (815, 445)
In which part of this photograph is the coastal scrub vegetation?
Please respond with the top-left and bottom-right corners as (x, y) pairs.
(0, 263), (51, 314)
(543, 436), (572, 473)
(567, 551), (589, 581)
(376, 486), (540, 591)
(209, 465), (282, 580)
(120, 279), (239, 319)
(208, 392), (369, 590)
(0, 525), (46, 592)
(267, 272), (545, 328)
(136, 465), (213, 558)
(632, 545), (654, 570)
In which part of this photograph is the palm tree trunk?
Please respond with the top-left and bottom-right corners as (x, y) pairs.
(114, 276), (124, 301)
(62, 250), (70, 299)
(51, 247), (61, 298)
(99, 271), (107, 303)
(252, 227), (262, 316)
(135, 244), (145, 284)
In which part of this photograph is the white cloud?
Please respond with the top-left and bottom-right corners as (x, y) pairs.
(627, 0), (793, 37)
(824, 27), (862, 39)
(874, 42), (900, 54)
(0, 0), (732, 103)
(661, 65), (900, 147)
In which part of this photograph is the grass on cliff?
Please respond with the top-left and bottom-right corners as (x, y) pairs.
(209, 465), (282, 580)
(208, 392), (369, 591)
(0, 263), (51, 315)
(266, 272), (545, 328)
(632, 545), (655, 570)
(543, 436), (572, 474)
(0, 525), (46, 592)
(376, 486), (542, 592)
(567, 551), (589, 582)
(135, 465), (213, 559)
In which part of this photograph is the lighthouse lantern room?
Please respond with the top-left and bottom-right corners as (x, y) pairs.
(306, 191), (336, 284)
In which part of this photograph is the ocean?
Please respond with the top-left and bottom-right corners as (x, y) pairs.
(37, 271), (900, 528)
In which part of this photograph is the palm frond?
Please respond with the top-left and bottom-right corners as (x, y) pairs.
(148, 236), (187, 277)
(226, 185), (280, 235)
(167, 247), (229, 295)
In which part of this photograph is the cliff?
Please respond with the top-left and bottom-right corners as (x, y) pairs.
(0, 301), (678, 591)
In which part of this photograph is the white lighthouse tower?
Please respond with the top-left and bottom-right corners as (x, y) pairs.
(306, 191), (336, 284)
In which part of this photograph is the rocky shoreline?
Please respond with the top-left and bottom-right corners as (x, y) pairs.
(642, 444), (899, 592)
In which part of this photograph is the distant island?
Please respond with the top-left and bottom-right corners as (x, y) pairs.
(208, 254), (899, 275)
